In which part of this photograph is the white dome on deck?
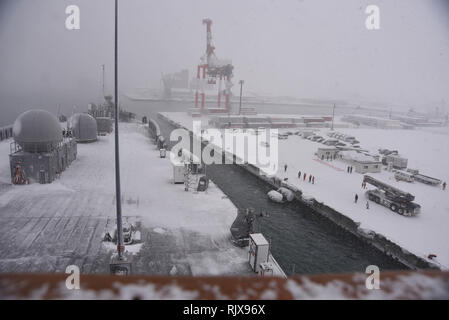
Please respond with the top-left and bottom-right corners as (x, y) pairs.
(13, 109), (62, 153)
(69, 113), (97, 142)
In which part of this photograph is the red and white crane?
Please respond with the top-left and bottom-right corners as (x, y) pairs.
(194, 18), (234, 112)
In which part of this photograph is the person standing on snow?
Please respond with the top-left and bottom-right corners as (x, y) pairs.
(309, 175), (312, 183)
(366, 201), (369, 209)
(303, 173), (307, 181)
(298, 170), (301, 179)
(355, 194), (358, 203)
(443, 182), (446, 190)
(312, 176), (315, 184)
(284, 164), (288, 172)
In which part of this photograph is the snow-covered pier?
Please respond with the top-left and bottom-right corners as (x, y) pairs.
(159, 111), (449, 270)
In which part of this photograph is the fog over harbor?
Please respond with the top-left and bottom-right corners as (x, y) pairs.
(1, 0), (449, 126)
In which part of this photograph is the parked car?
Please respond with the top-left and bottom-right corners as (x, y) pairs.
(323, 139), (339, 146)
(344, 136), (356, 143)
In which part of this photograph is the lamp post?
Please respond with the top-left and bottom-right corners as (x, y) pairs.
(114, 0), (124, 261)
(101, 64), (105, 98)
(110, 0), (131, 275)
(238, 80), (244, 115)
(331, 103), (336, 131)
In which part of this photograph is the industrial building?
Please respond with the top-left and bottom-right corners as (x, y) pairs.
(161, 69), (190, 98)
(88, 96), (135, 122)
(391, 114), (446, 127)
(342, 115), (403, 129)
(382, 154), (408, 169)
(69, 113), (98, 143)
(9, 109), (77, 184)
(88, 97), (114, 118)
(208, 115), (333, 129)
(315, 147), (339, 160)
(339, 150), (381, 174)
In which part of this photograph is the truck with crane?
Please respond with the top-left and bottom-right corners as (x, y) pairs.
(363, 175), (421, 216)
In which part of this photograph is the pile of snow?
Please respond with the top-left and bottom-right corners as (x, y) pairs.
(278, 187), (294, 201)
(153, 227), (166, 234)
(267, 190), (283, 203)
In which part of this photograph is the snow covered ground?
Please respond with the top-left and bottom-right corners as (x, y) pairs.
(0, 123), (250, 275)
(161, 112), (449, 269)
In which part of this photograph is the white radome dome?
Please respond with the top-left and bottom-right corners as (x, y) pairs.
(13, 109), (62, 152)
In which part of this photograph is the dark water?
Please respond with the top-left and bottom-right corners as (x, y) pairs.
(121, 98), (407, 275)
(206, 164), (406, 275)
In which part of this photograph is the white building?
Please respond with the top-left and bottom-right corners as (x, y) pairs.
(316, 147), (339, 160)
(339, 150), (381, 174)
(342, 115), (403, 129)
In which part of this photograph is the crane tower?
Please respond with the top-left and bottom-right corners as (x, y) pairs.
(194, 19), (234, 113)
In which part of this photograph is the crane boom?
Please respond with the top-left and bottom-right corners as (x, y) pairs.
(363, 175), (415, 202)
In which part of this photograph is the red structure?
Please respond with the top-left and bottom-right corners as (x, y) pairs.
(194, 19), (234, 113)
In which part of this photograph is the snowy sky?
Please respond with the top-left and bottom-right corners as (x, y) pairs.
(1, 0), (449, 123)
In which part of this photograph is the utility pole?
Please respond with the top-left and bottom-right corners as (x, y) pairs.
(110, 0), (131, 275)
(331, 103), (336, 131)
(114, 0), (124, 261)
(238, 80), (244, 115)
(101, 64), (105, 98)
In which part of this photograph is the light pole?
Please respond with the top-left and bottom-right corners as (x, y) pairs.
(114, 0), (124, 261)
(238, 80), (244, 115)
(331, 103), (336, 131)
(110, 0), (130, 275)
(101, 64), (105, 98)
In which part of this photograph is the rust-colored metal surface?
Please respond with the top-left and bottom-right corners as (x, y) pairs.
(1, 270), (448, 299)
